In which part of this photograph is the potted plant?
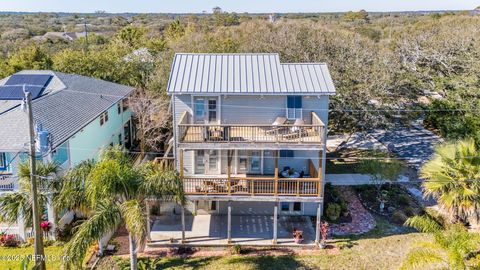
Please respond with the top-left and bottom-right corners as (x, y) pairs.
(292, 228), (303, 244)
(320, 221), (329, 249)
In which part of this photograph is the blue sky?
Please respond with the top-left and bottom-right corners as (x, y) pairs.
(0, 0), (478, 13)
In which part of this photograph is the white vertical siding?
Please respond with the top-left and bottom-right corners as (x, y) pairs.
(221, 95), (285, 125)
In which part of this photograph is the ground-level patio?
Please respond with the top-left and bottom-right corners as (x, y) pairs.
(149, 214), (316, 246)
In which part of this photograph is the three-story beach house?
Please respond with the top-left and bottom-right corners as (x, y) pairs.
(154, 53), (335, 245)
(0, 70), (135, 240)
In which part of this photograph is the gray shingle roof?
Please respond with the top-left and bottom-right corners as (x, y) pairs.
(0, 71), (134, 152)
(167, 53), (336, 95)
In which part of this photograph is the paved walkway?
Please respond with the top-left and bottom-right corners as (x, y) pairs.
(325, 174), (373, 185)
(371, 123), (441, 170)
(150, 214), (315, 246)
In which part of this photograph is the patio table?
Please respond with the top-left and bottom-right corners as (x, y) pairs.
(281, 170), (300, 178)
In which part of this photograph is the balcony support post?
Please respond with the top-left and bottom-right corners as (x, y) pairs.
(274, 150), (279, 196)
(318, 149), (322, 197)
(227, 201), (232, 244)
(181, 206), (186, 243)
(179, 149), (184, 180)
(272, 201), (278, 245)
(227, 150), (233, 195)
(315, 202), (322, 246)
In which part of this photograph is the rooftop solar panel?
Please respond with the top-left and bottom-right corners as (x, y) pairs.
(0, 74), (52, 100)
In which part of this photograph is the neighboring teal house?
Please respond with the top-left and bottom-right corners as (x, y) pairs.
(0, 70), (135, 239)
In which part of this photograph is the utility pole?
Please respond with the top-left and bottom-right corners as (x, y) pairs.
(83, 18), (88, 53)
(25, 90), (46, 270)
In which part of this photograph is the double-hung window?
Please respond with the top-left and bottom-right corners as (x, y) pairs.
(0, 153), (7, 171)
(286, 96), (302, 119)
(100, 111), (109, 126)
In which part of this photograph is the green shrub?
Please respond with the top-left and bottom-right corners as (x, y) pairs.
(231, 244), (243, 255)
(326, 203), (341, 221)
(397, 194), (413, 206)
(338, 240), (357, 250)
(392, 210), (408, 224)
(340, 201), (348, 212)
(404, 206), (416, 217)
(43, 239), (55, 247)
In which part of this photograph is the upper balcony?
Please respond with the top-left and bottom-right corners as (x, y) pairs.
(177, 111), (325, 149)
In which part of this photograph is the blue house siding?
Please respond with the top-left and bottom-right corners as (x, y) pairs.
(51, 141), (69, 166)
(67, 102), (132, 166)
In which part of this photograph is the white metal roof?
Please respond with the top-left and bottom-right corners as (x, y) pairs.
(167, 53), (336, 95)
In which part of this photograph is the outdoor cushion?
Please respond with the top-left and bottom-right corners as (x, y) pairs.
(272, 116), (287, 126)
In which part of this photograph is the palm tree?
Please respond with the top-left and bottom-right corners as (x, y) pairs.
(61, 147), (185, 270)
(421, 138), (480, 224)
(54, 160), (95, 215)
(0, 161), (59, 227)
(400, 224), (480, 270)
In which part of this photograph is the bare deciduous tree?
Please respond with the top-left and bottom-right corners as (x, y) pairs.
(129, 89), (171, 155)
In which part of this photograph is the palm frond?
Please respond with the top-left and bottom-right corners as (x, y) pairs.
(63, 200), (122, 268)
(420, 138), (480, 223)
(0, 189), (48, 226)
(54, 160), (94, 213)
(86, 159), (140, 204)
(139, 162), (185, 205)
(120, 200), (147, 247)
(400, 247), (447, 270)
(405, 214), (443, 233)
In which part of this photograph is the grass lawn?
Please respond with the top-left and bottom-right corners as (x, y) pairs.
(101, 216), (428, 270)
(326, 149), (398, 174)
(0, 246), (64, 270)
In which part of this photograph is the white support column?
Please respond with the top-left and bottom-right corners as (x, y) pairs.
(227, 201), (232, 244)
(46, 194), (56, 240)
(272, 202), (278, 245)
(315, 202), (321, 246)
(17, 212), (27, 242)
(181, 206), (186, 243)
(146, 200), (151, 241)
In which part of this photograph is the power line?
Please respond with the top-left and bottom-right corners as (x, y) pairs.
(2, 83), (479, 113)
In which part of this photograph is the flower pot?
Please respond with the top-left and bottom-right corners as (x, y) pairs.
(294, 237), (303, 244)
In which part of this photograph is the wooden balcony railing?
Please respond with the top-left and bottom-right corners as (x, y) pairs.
(153, 157), (175, 170)
(182, 176), (322, 197)
(178, 112), (325, 145)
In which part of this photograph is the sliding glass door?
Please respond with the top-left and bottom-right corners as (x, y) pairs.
(195, 150), (220, 175)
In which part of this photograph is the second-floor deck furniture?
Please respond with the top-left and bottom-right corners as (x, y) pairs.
(177, 111), (325, 146)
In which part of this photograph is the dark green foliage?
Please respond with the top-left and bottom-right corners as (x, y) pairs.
(356, 184), (421, 218)
(425, 99), (480, 145)
(231, 244), (243, 255)
(326, 203), (341, 221)
(324, 183), (350, 223)
(391, 210), (408, 225)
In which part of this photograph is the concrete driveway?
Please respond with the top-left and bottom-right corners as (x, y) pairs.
(150, 214), (315, 246)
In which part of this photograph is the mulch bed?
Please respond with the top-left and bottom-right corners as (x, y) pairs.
(139, 245), (340, 258)
(329, 186), (376, 236)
